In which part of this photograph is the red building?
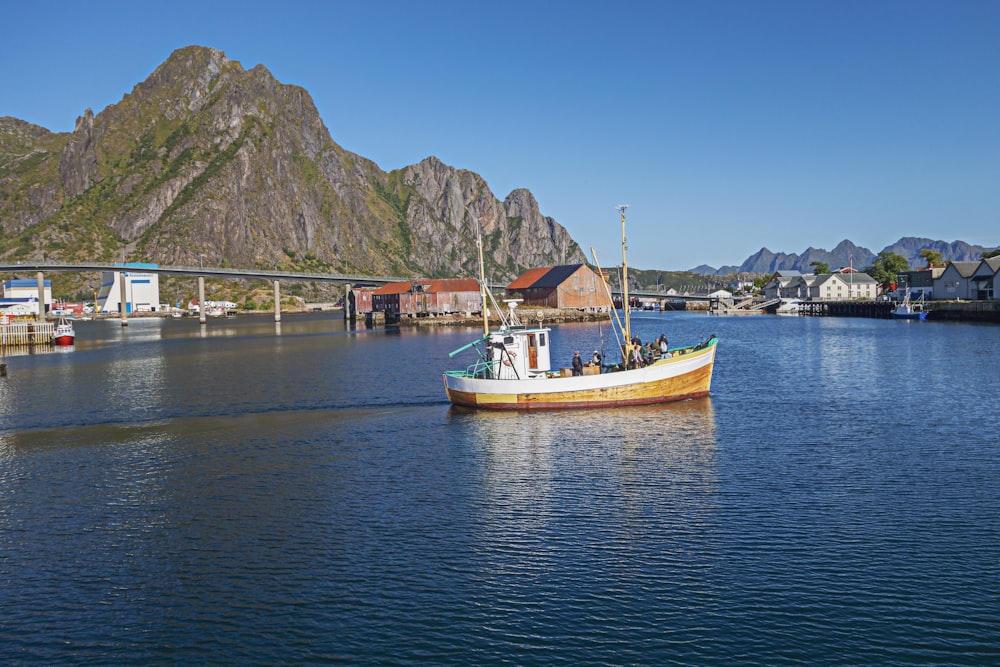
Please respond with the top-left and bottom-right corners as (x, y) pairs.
(371, 278), (481, 320)
(506, 264), (613, 310)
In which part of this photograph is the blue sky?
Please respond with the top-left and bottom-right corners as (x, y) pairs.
(3, 0), (998, 270)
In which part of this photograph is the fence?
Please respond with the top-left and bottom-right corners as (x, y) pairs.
(0, 321), (56, 346)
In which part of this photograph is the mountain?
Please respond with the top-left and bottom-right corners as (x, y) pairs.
(692, 238), (994, 276)
(879, 238), (990, 268)
(0, 46), (585, 285)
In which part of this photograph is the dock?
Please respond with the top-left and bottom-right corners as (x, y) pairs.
(1, 321), (57, 346)
(796, 301), (895, 318)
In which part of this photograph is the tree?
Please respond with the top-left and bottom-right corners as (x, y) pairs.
(867, 251), (909, 289)
(920, 248), (944, 267)
(984, 248), (1000, 259)
(810, 261), (829, 275)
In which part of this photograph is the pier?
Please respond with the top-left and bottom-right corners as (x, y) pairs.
(791, 300), (1000, 322)
(796, 301), (894, 318)
(1, 320), (57, 346)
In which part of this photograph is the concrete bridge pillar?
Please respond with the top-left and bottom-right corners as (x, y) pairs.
(119, 271), (128, 326)
(198, 276), (206, 325)
(36, 272), (45, 321)
(273, 280), (281, 322)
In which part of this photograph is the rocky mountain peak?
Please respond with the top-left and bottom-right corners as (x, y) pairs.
(58, 108), (97, 196)
(1, 46), (584, 283)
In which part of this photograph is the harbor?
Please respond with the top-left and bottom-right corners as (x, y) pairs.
(1, 312), (998, 664)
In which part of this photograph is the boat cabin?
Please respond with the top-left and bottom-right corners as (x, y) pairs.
(479, 300), (552, 379)
(487, 325), (553, 379)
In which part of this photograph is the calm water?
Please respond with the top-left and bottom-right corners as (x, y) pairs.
(1, 312), (998, 665)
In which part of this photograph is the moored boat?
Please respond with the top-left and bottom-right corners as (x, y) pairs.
(891, 291), (928, 320)
(776, 299), (801, 316)
(442, 206), (719, 410)
(54, 316), (75, 346)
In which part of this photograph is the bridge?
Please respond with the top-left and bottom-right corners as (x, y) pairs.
(625, 288), (712, 303)
(0, 261), (408, 284)
(0, 261), (409, 325)
(0, 261), (717, 324)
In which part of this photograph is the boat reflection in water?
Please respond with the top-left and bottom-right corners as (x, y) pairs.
(447, 398), (718, 529)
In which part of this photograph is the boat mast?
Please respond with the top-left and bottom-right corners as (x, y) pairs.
(618, 204), (633, 365)
(476, 220), (489, 338)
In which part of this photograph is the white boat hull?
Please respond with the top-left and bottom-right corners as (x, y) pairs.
(444, 338), (717, 410)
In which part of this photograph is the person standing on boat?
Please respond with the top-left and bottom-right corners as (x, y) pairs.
(630, 346), (643, 368)
(572, 351), (584, 376)
(658, 334), (669, 356)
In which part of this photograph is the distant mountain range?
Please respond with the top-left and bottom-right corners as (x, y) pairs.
(690, 238), (997, 276)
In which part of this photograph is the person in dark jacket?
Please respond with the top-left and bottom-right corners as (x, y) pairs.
(571, 350), (584, 376)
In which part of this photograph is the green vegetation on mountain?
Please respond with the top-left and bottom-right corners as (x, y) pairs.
(0, 46), (586, 299)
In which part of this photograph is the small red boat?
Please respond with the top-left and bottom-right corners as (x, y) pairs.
(54, 316), (75, 346)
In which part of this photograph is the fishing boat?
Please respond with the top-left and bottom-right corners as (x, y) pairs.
(775, 299), (801, 315)
(891, 290), (928, 320)
(442, 206), (719, 410)
(54, 315), (75, 346)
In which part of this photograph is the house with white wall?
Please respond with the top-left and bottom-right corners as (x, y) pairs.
(932, 261), (979, 301)
(968, 256), (1000, 301)
(763, 270), (877, 301)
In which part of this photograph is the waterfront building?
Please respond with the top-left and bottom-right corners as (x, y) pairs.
(762, 271), (806, 300)
(763, 270), (877, 301)
(371, 278), (481, 320)
(97, 263), (162, 314)
(809, 271), (878, 300)
(2, 279), (52, 311)
(0, 302), (37, 316)
(968, 256), (1000, 300)
(932, 261), (983, 301)
(505, 264), (613, 311)
(896, 266), (945, 300)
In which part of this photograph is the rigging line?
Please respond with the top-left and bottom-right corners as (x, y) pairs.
(590, 246), (625, 360)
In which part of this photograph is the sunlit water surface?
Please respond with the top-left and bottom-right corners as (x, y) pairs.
(1, 313), (998, 665)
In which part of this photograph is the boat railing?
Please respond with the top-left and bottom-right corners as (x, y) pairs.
(445, 359), (497, 379)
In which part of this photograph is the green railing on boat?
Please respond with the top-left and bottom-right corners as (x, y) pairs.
(444, 359), (496, 379)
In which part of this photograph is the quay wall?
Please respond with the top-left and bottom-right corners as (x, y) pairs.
(796, 300), (1000, 323)
(928, 300), (1000, 323)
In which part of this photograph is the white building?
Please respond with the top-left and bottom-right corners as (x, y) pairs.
(0, 302), (37, 316)
(763, 270), (877, 301)
(98, 263), (162, 314)
(2, 279), (52, 314)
